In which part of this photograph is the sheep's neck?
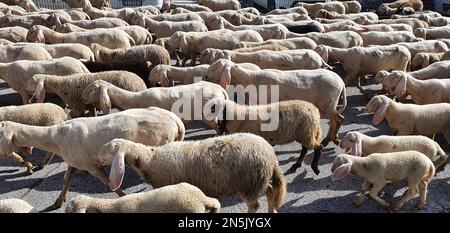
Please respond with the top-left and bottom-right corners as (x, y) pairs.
(328, 47), (347, 63)
(405, 77), (426, 104)
(384, 100), (407, 123)
(144, 17), (159, 32)
(349, 157), (370, 177)
(42, 28), (63, 44)
(223, 19), (236, 30)
(11, 123), (59, 154)
(106, 85), (138, 110)
(230, 65), (255, 86)
(87, 199), (116, 213)
(169, 67), (194, 82)
(42, 77), (70, 103)
(124, 149), (155, 183)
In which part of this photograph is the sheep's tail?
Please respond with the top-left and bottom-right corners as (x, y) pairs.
(337, 85), (347, 114)
(204, 197), (221, 213)
(127, 34), (136, 47)
(423, 162), (435, 183)
(269, 165), (287, 210)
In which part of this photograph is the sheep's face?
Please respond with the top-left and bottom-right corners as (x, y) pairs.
(331, 154), (355, 181)
(364, 96), (386, 113)
(148, 65), (169, 87)
(315, 9), (328, 18)
(209, 16), (224, 30)
(346, 1), (361, 13)
(168, 32), (188, 52)
(339, 132), (357, 152)
(81, 82), (102, 106)
(204, 59), (229, 84)
(414, 28), (426, 39)
(65, 195), (89, 213)
(377, 4), (389, 14)
(313, 45), (329, 63)
(230, 14), (243, 25)
(382, 71), (405, 97)
(331, 154), (353, 172)
(374, 70), (389, 84)
(26, 26), (45, 43)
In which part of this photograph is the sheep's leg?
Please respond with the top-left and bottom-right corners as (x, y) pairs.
(53, 166), (77, 209)
(392, 185), (418, 211)
(88, 106), (97, 117)
(88, 167), (126, 197)
(181, 55), (189, 67)
(354, 179), (370, 207)
(416, 180), (428, 209)
(39, 152), (55, 168)
(20, 91), (30, 105)
(356, 76), (369, 101)
(368, 182), (390, 210)
(321, 118), (336, 147)
(332, 114), (344, 145)
(11, 152), (33, 175)
(285, 146), (308, 174)
(310, 148), (322, 175)
(265, 184), (277, 213)
(190, 54), (197, 66)
(241, 194), (260, 213)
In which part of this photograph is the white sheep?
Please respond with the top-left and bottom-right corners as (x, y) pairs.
(364, 95), (450, 144)
(90, 43), (170, 66)
(0, 26), (28, 42)
(0, 43), (52, 62)
(196, 0), (240, 11)
(0, 199), (37, 213)
(96, 134), (286, 213)
(397, 40), (448, 59)
(411, 52), (445, 70)
(0, 107), (185, 209)
(148, 64), (210, 86)
(331, 151), (434, 211)
(65, 183), (220, 213)
(294, 31), (363, 48)
(414, 26), (450, 39)
(47, 14), (129, 30)
(234, 37), (317, 50)
(409, 60), (450, 80)
(340, 131), (448, 168)
(0, 57), (90, 104)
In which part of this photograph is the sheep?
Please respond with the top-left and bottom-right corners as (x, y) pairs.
(160, 0), (213, 13)
(0, 13), (51, 29)
(80, 0), (135, 21)
(355, 31), (420, 46)
(0, 107), (185, 209)
(414, 26), (450, 39)
(12, 43), (95, 61)
(267, 6), (308, 15)
(148, 64), (209, 87)
(0, 26), (28, 42)
(90, 43), (170, 66)
(331, 151), (434, 211)
(82, 60), (154, 87)
(341, 24), (395, 33)
(411, 52), (444, 70)
(66, 9), (90, 20)
(26, 71), (147, 118)
(364, 95), (450, 143)
(0, 103), (69, 173)
(388, 24), (414, 32)
(237, 7), (259, 16)
(199, 48), (331, 70)
(196, 0), (240, 11)
(426, 16), (450, 27)
(147, 12), (204, 23)
(343, 1), (361, 13)
(233, 44), (290, 52)
(263, 13), (311, 22)
(0, 39), (13, 45)
(65, 183), (221, 213)
(205, 99), (323, 174)
(0, 57), (90, 104)
(314, 45), (411, 98)
(293, 31), (363, 48)
(360, 18), (427, 31)
(340, 131), (448, 169)
(82, 80), (228, 128)
(96, 134), (286, 213)
(57, 23), (152, 45)
(47, 14), (129, 30)
(207, 16), (289, 40)
(409, 60), (450, 80)
(377, 0), (424, 14)
(0, 199), (37, 213)
(296, 1), (345, 18)
(397, 40), (448, 58)
(168, 30), (263, 66)
(26, 25), (134, 49)
(315, 9), (378, 21)
(130, 12), (208, 39)
(234, 37), (317, 50)
(273, 20), (325, 34)
(382, 71), (450, 104)
(63, 0), (108, 8)
(204, 59), (346, 146)
(0, 44), (52, 62)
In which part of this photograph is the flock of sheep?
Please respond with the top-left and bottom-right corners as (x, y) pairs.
(0, 0), (449, 213)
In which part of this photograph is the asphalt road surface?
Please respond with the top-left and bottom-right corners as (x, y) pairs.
(0, 66), (449, 213)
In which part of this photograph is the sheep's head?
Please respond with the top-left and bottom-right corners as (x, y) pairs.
(26, 75), (46, 103)
(331, 154), (355, 181)
(418, 14), (431, 25)
(313, 45), (330, 63)
(339, 131), (363, 157)
(373, 70), (389, 84)
(315, 9), (329, 19)
(364, 95), (390, 125)
(168, 31), (188, 52)
(19, 0), (38, 12)
(353, 15), (367, 24)
(148, 65), (170, 87)
(199, 48), (216, 64)
(209, 15), (225, 30)
(26, 25), (46, 43)
(90, 43), (106, 62)
(414, 28), (426, 39)
(377, 4), (389, 15)
(344, 1), (361, 13)
(160, 0), (171, 13)
(129, 12), (146, 27)
(204, 59), (233, 88)
(203, 97), (227, 133)
(65, 195), (96, 213)
(82, 80), (111, 114)
(411, 53), (428, 70)
(382, 71), (408, 98)
(432, 17), (447, 27)
(229, 13), (243, 25)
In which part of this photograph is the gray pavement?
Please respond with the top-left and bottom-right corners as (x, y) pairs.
(0, 71), (449, 213)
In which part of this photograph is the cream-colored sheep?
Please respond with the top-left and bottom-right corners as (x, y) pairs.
(0, 107), (185, 209)
(147, 12), (204, 23)
(80, 0), (135, 21)
(340, 131), (448, 168)
(397, 40), (448, 58)
(364, 95), (450, 143)
(315, 9), (378, 21)
(382, 71), (450, 104)
(360, 18), (427, 31)
(314, 45), (410, 97)
(27, 25), (134, 49)
(321, 20), (358, 32)
(130, 12), (207, 38)
(295, 31), (363, 48)
(197, 0), (240, 11)
(47, 14), (129, 30)
(233, 44), (289, 52)
(411, 52), (444, 70)
(96, 134), (286, 213)
(0, 14), (51, 29)
(414, 26), (450, 39)
(148, 64), (210, 86)
(331, 151), (434, 211)
(0, 26), (28, 42)
(378, 0), (424, 14)
(90, 43), (170, 66)
(341, 24), (395, 32)
(160, 0), (213, 13)
(343, 1), (361, 13)
(267, 6), (308, 15)
(296, 1), (345, 18)
(27, 71), (146, 117)
(204, 59), (346, 146)
(168, 30), (263, 66)
(199, 48), (331, 70)
(357, 31), (420, 46)
(234, 37), (317, 50)
(0, 199), (37, 213)
(0, 43), (52, 62)
(408, 61), (450, 80)
(82, 80), (228, 126)
(205, 99), (323, 174)
(65, 183), (221, 213)
(0, 57), (90, 104)
(0, 103), (69, 173)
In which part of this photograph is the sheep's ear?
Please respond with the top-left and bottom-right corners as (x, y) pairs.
(332, 162), (352, 181)
(35, 79), (46, 103)
(99, 86), (111, 115)
(108, 152), (125, 192)
(161, 69), (170, 87)
(219, 64), (232, 89)
(180, 34), (188, 52)
(55, 16), (63, 30)
(394, 74), (407, 98)
(139, 16), (146, 28)
(373, 101), (389, 125)
(352, 137), (362, 157)
(36, 28), (45, 44)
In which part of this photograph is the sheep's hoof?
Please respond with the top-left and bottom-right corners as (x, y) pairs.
(52, 200), (63, 209)
(353, 196), (367, 207)
(332, 138), (340, 146)
(26, 169), (34, 176)
(312, 166), (320, 175)
(285, 165), (299, 175)
(415, 203), (424, 210)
